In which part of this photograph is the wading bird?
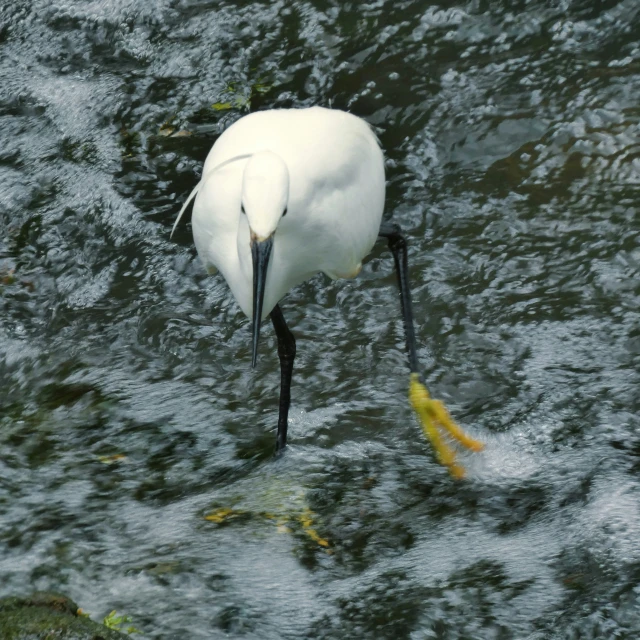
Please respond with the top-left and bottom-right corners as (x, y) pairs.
(172, 106), (483, 477)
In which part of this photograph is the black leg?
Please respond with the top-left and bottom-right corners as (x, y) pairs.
(270, 303), (296, 453)
(378, 221), (484, 478)
(378, 222), (421, 378)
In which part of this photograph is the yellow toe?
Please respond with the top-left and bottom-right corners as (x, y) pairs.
(429, 399), (485, 452)
(204, 507), (242, 523)
(298, 508), (330, 548)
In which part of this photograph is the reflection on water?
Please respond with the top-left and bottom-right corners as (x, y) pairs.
(1, 0), (639, 638)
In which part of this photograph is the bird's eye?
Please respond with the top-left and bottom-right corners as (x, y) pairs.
(241, 203), (246, 215)
(282, 207), (288, 217)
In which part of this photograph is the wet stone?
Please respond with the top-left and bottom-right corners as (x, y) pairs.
(0, 593), (128, 640)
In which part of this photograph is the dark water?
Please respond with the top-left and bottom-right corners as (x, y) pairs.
(1, 0), (639, 638)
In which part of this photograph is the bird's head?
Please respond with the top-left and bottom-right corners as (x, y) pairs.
(241, 150), (290, 368)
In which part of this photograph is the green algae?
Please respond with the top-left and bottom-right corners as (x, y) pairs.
(0, 593), (129, 640)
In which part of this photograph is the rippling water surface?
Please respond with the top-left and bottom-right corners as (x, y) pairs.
(1, 1), (639, 638)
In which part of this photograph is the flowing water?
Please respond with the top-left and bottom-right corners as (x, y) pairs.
(1, 0), (639, 638)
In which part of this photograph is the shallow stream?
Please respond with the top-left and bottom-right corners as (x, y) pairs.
(1, 1), (639, 638)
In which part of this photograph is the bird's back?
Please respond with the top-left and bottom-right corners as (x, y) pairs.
(203, 107), (381, 190)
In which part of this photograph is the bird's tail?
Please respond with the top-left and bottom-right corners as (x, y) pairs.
(170, 181), (201, 239)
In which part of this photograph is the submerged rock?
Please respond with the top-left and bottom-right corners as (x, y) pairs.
(0, 593), (128, 640)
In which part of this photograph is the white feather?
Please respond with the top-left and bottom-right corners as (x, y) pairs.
(183, 106), (385, 319)
(170, 181), (201, 239)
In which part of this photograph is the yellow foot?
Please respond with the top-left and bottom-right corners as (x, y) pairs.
(408, 373), (484, 479)
(204, 504), (330, 551)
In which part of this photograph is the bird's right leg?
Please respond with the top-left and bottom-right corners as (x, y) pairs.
(270, 303), (296, 453)
(378, 222), (484, 478)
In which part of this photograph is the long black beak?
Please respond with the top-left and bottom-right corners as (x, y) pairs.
(251, 234), (274, 368)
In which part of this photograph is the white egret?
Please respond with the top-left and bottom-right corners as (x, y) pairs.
(172, 106), (483, 477)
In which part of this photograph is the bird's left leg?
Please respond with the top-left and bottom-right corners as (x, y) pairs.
(270, 303), (296, 453)
(378, 222), (484, 478)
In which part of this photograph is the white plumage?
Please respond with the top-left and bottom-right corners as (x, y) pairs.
(173, 105), (485, 472)
(173, 106), (385, 320)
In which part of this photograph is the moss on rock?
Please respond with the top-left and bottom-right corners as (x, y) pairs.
(0, 592), (129, 640)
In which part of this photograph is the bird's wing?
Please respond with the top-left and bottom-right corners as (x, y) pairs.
(170, 181), (201, 239)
